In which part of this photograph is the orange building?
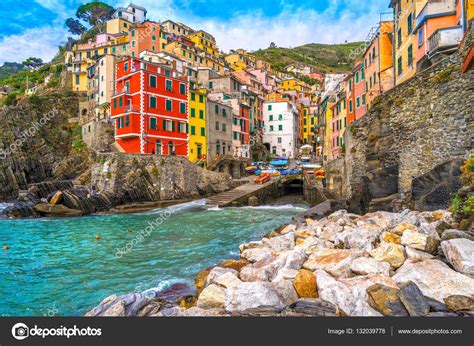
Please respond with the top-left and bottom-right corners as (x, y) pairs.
(363, 21), (394, 109)
(414, 0), (461, 70)
(129, 21), (166, 58)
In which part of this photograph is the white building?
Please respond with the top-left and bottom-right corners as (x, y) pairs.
(112, 3), (147, 23)
(262, 101), (299, 158)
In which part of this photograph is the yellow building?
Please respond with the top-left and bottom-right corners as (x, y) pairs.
(279, 78), (312, 93)
(224, 49), (257, 71)
(390, 0), (428, 85)
(164, 41), (225, 74)
(188, 88), (207, 163)
(67, 33), (129, 92)
(302, 106), (317, 145)
(106, 18), (132, 34)
(188, 30), (219, 58)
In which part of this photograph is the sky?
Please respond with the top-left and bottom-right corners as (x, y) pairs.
(0, 0), (390, 64)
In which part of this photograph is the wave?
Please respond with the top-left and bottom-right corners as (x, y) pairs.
(143, 199), (207, 216)
(0, 203), (12, 214)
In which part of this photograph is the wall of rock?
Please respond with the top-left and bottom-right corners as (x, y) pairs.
(337, 34), (473, 214)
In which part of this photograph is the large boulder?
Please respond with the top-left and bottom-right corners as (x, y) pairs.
(350, 257), (390, 276)
(315, 270), (398, 316)
(224, 282), (284, 312)
(33, 203), (82, 217)
(397, 281), (430, 316)
(262, 232), (295, 252)
(286, 298), (339, 316)
(85, 293), (151, 317)
(334, 224), (385, 251)
(196, 284), (226, 309)
(303, 248), (367, 278)
(401, 230), (439, 254)
(366, 284), (408, 316)
(293, 269), (318, 298)
(392, 259), (474, 302)
(441, 238), (474, 276)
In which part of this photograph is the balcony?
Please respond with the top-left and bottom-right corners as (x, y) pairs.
(416, 0), (457, 30)
(428, 26), (463, 58)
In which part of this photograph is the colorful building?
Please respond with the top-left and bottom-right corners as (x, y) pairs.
(111, 58), (189, 155)
(415, 0), (462, 70)
(345, 73), (356, 124)
(106, 18), (132, 35)
(112, 3), (147, 23)
(353, 61), (367, 120)
(189, 30), (219, 58)
(188, 87), (207, 163)
(160, 20), (194, 38)
(363, 21), (395, 109)
(206, 99), (233, 161)
(129, 21), (167, 58)
(390, 0), (427, 85)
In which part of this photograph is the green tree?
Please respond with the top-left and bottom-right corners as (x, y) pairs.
(65, 18), (86, 35)
(76, 2), (115, 27)
(22, 57), (44, 70)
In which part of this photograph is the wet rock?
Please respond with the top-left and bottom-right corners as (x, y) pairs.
(441, 238), (474, 276)
(350, 257), (390, 276)
(316, 270), (398, 316)
(303, 248), (367, 278)
(217, 259), (249, 272)
(294, 269), (318, 298)
(86, 293), (150, 317)
(397, 281), (430, 316)
(196, 284), (226, 309)
(224, 282), (284, 312)
(392, 259), (474, 302)
(369, 242), (406, 269)
(401, 230), (439, 254)
(155, 283), (196, 303)
(444, 295), (474, 312)
(405, 246), (435, 262)
(262, 232), (295, 252)
(33, 203), (82, 217)
(195, 266), (213, 294)
(366, 284), (408, 316)
(247, 196), (259, 206)
(286, 298), (338, 316)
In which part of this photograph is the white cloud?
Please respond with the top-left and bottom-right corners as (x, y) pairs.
(0, 26), (69, 64)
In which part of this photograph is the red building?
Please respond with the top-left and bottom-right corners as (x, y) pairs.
(111, 57), (189, 155)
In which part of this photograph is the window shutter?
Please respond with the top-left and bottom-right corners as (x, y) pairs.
(172, 121), (175, 132)
(163, 119), (166, 130)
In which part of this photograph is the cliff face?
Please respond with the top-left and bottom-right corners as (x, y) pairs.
(327, 34), (473, 214)
(0, 92), (85, 202)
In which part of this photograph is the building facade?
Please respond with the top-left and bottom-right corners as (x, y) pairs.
(206, 100), (233, 161)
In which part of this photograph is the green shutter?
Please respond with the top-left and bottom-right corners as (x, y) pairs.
(150, 118), (157, 129)
(180, 84), (186, 94)
(172, 121), (175, 132)
(201, 127), (205, 136)
(199, 110), (204, 119)
(166, 100), (172, 111)
(191, 93), (196, 101)
(191, 126), (195, 135)
(191, 108), (196, 117)
(163, 119), (166, 130)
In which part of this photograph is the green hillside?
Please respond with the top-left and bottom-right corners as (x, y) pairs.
(0, 62), (26, 80)
(252, 42), (364, 74)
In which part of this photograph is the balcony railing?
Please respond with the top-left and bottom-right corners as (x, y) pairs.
(429, 26), (463, 56)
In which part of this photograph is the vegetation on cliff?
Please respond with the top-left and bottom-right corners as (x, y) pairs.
(450, 155), (474, 230)
(253, 42), (363, 74)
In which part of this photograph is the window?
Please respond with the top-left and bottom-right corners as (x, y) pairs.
(356, 96), (360, 108)
(215, 121), (219, 130)
(164, 69), (171, 77)
(277, 137), (282, 144)
(124, 62), (129, 72)
(150, 96), (157, 108)
(150, 75), (157, 88)
(208, 81), (213, 88)
(150, 118), (157, 129)
(165, 80), (173, 92)
(119, 97), (123, 107)
(180, 102), (186, 114)
(362, 94), (366, 105)
(349, 100), (353, 113)
(199, 95), (204, 103)
(179, 83), (186, 94)
(418, 29), (423, 47)
(131, 30), (135, 37)
(407, 45), (413, 66)
(222, 123), (226, 132)
(355, 71), (359, 83)
(398, 57), (403, 76)
(269, 115), (273, 121)
(398, 29), (402, 48)
(191, 93), (196, 101)
(191, 126), (196, 135)
(278, 125), (282, 131)
(113, 98), (117, 109)
(407, 13), (412, 34)
(361, 67), (365, 80)
(199, 110), (204, 119)
(191, 108), (196, 117)
(222, 108), (227, 117)
(268, 105), (272, 111)
(152, 35), (156, 41)
(166, 99), (172, 111)
(278, 114), (283, 120)
(270, 125), (274, 131)
(201, 127), (205, 136)
(215, 104), (219, 114)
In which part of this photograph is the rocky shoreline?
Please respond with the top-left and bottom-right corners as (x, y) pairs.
(87, 207), (474, 317)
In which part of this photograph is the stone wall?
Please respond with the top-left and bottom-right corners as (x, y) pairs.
(336, 33), (473, 213)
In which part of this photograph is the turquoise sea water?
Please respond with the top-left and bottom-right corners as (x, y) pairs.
(0, 200), (305, 316)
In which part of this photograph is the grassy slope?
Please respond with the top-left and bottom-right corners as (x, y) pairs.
(252, 42), (364, 74)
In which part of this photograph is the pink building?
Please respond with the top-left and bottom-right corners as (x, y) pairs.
(353, 61), (367, 120)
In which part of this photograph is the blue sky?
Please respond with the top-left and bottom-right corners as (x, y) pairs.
(0, 0), (390, 64)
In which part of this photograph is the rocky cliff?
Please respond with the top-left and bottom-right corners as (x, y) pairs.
(327, 32), (473, 214)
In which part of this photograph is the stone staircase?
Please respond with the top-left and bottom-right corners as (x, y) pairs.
(206, 180), (275, 207)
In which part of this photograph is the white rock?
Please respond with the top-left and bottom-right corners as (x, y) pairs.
(303, 248), (367, 278)
(241, 247), (273, 263)
(214, 272), (242, 288)
(405, 246), (435, 262)
(272, 268), (299, 282)
(272, 279), (299, 305)
(206, 267), (239, 286)
(392, 259), (474, 302)
(196, 284), (226, 309)
(225, 282), (284, 312)
(315, 270), (398, 316)
(441, 238), (474, 276)
(262, 232), (295, 252)
(334, 224), (385, 251)
(350, 257), (390, 276)
(280, 224), (297, 234)
(239, 240), (264, 252)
